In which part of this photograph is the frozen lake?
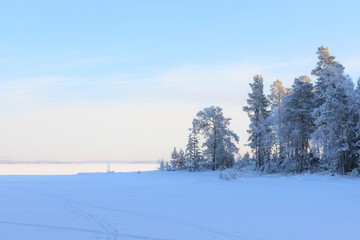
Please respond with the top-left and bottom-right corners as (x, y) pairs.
(0, 163), (158, 175)
(0, 171), (360, 240)
(0, 171), (359, 240)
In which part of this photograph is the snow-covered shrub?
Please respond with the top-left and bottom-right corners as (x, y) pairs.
(234, 153), (256, 172)
(196, 162), (212, 171)
(348, 168), (360, 176)
(158, 160), (176, 171)
(165, 162), (175, 171)
(318, 169), (336, 176)
(219, 169), (237, 181)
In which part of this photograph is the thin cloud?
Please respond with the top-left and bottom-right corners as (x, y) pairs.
(0, 59), (315, 162)
(0, 58), (315, 109)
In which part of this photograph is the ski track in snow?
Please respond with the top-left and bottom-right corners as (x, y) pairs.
(1, 184), (246, 240)
(0, 220), (169, 240)
(0, 184), (171, 240)
(72, 203), (245, 240)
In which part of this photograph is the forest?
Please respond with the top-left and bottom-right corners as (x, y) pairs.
(160, 46), (360, 176)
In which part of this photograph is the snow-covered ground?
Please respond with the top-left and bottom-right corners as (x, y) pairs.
(0, 171), (359, 240)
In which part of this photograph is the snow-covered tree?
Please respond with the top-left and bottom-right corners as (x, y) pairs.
(355, 78), (360, 168)
(268, 79), (292, 110)
(170, 147), (187, 170)
(194, 106), (239, 170)
(298, 75), (311, 83)
(185, 122), (203, 172)
(312, 46), (339, 108)
(159, 160), (166, 171)
(242, 152), (251, 161)
(178, 149), (187, 169)
(243, 74), (272, 171)
(170, 147), (179, 169)
(268, 79), (291, 166)
(311, 48), (357, 174)
(278, 76), (315, 172)
(234, 152), (256, 171)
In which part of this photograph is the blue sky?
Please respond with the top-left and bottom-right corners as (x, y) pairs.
(0, 1), (360, 162)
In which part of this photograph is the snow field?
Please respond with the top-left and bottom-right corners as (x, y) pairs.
(0, 171), (359, 240)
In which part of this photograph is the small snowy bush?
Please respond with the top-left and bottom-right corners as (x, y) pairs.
(219, 169), (237, 181)
(234, 154), (256, 174)
(349, 168), (360, 176)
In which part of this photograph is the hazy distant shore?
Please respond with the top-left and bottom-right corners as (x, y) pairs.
(0, 162), (159, 175)
(0, 160), (158, 164)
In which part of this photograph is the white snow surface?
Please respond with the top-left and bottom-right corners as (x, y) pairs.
(0, 171), (359, 240)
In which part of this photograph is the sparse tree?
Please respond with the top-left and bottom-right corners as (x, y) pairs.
(194, 106), (239, 170)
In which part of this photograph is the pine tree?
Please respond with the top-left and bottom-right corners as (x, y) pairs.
(243, 74), (272, 171)
(311, 48), (357, 174)
(311, 46), (339, 108)
(268, 79), (292, 110)
(268, 79), (291, 166)
(194, 106), (239, 170)
(299, 75), (311, 83)
(278, 76), (315, 172)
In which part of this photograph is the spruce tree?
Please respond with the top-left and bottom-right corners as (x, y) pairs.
(243, 74), (272, 171)
(170, 147), (186, 170)
(170, 147), (179, 170)
(185, 122), (203, 172)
